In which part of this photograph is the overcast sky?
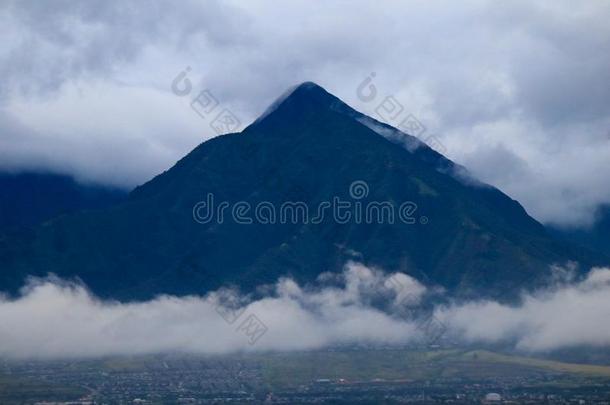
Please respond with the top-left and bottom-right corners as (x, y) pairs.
(1, 0), (609, 228)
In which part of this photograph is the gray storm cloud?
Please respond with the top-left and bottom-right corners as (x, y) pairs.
(1, 0), (610, 224)
(1, 262), (610, 359)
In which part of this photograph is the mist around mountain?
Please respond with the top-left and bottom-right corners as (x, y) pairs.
(0, 83), (606, 301)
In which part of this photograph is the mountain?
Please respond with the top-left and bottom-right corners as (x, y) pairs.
(0, 83), (604, 300)
(0, 171), (126, 231)
(550, 205), (610, 257)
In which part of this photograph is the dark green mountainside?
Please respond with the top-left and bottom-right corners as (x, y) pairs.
(550, 205), (610, 257)
(0, 83), (603, 300)
(0, 172), (126, 231)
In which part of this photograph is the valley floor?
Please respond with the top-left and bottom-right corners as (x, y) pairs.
(2, 347), (610, 404)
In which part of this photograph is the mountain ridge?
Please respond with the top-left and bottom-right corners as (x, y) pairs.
(0, 171), (126, 231)
(0, 82), (605, 301)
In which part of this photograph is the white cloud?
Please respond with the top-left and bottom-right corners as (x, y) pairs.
(0, 262), (425, 359)
(438, 267), (610, 351)
(2, 262), (610, 359)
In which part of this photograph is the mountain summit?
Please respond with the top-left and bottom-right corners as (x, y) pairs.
(0, 83), (602, 300)
(249, 81), (352, 130)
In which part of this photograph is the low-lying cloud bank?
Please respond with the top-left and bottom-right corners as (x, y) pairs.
(437, 267), (610, 352)
(1, 263), (609, 359)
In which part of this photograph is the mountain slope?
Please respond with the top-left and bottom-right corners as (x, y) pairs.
(0, 171), (126, 230)
(550, 205), (610, 257)
(0, 83), (602, 300)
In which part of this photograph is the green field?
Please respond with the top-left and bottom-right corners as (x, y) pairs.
(0, 374), (86, 405)
(249, 349), (610, 389)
